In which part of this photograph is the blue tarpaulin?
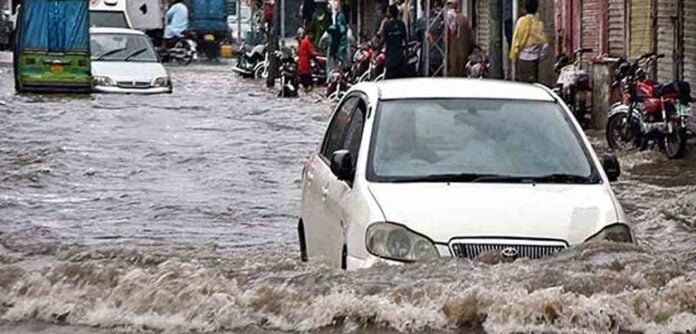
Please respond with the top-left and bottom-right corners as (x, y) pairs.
(190, 0), (228, 32)
(20, 0), (89, 52)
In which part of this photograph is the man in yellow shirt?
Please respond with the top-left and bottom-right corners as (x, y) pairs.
(509, 0), (548, 83)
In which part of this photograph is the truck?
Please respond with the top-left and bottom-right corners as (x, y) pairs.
(184, 0), (228, 59)
(13, 0), (92, 92)
(89, 0), (163, 32)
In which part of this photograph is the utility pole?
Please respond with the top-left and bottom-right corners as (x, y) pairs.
(267, 0), (281, 88)
(488, 0), (503, 79)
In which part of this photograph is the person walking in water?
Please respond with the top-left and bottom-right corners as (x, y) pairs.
(381, 4), (407, 79)
(297, 27), (317, 93)
(509, 0), (548, 83)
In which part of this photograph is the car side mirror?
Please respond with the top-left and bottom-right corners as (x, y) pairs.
(602, 154), (621, 182)
(331, 150), (354, 182)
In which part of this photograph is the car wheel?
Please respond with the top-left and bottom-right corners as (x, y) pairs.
(298, 219), (308, 262)
(341, 245), (347, 270)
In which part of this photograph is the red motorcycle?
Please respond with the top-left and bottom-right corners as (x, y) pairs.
(606, 53), (693, 159)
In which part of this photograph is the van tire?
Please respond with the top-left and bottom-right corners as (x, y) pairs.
(298, 219), (308, 262)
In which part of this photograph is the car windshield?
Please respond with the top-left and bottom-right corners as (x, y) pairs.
(367, 99), (599, 184)
(90, 11), (129, 28)
(91, 33), (158, 62)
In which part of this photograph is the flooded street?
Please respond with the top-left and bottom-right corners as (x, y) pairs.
(1, 61), (696, 333)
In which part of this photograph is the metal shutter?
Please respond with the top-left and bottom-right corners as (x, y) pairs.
(684, 0), (696, 84)
(656, 0), (677, 82)
(477, 0), (489, 50)
(608, 0), (626, 57)
(629, 0), (653, 59)
(581, 0), (601, 59)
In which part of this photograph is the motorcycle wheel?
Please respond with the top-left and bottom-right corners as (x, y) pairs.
(175, 41), (194, 66)
(254, 65), (268, 79)
(663, 128), (687, 159)
(606, 113), (641, 151)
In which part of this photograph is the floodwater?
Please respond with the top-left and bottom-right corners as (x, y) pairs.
(1, 62), (696, 334)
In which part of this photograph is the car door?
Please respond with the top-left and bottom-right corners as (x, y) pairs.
(302, 95), (359, 263)
(323, 97), (367, 268)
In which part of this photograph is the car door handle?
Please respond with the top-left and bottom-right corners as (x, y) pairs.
(321, 186), (329, 200)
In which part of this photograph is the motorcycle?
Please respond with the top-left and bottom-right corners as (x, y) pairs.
(277, 49), (299, 98)
(404, 41), (421, 78)
(232, 43), (267, 79)
(326, 60), (351, 101)
(158, 37), (198, 65)
(311, 55), (328, 85)
(465, 46), (489, 79)
(553, 48), (594, 127)
(606, 52), (693, 159)
(351, 43), (374, 83)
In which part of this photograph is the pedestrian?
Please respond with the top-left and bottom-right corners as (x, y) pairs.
(445, 0), (474, 77)
(297, 27), (316, 93)
(310, 3), (332, 49)
(509, 0), (548, 83)
(425, 0), (445, 76)
(321, 13), (350, 74)
(163, 0), (189, 48)
(381, 5), (407, 79)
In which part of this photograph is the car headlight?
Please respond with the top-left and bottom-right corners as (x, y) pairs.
(93, 76), (115, 87)
(153, 77), (171, 88)
(585, 223), (634, 243)
(365, 222), (439, 262)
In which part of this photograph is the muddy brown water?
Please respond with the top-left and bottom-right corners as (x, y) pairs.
(1, 63), (696, 333)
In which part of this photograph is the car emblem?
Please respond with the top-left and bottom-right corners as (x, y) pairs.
(501, 247), (519, 259)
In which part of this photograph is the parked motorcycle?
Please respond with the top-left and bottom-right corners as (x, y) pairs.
(158, 37), (198, 65)
(326, 60), (350, 101)
(232, 43), (267, 78)
(277, 49), (299, 98)
(311, 55), (328, 85)
(606, 52), (693, 159)
(553, 48), (593, 127)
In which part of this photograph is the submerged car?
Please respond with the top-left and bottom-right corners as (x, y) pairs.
(90, 27), (171, 94)
(299, 79), (632, 270)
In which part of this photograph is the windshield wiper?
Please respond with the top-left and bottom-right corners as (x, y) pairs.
(95, 47), (128, 61)
(390, 173), (499, 183)
(124, 48), (149, 61)
(527, 173), (598, 184)
(472, 173), (597, 184)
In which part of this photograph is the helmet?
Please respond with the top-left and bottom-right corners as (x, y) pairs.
(296, 27), (304, 41)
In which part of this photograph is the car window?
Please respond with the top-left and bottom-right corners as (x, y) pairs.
(321, 97), (359, 159)
(342, 102), (366, 171)
(91, 33), (158, 62)
(367, 99), (598, 183)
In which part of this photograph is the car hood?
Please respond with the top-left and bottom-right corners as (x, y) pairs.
(367, 182), (621, 245)
(92, 61), (168, 82)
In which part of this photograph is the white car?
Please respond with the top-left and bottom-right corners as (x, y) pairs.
(90, 28), (172, 94)
(299, 79), (632, 270)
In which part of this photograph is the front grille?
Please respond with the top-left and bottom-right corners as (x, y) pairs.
(450, 241), (566, 260)
(117, 81), (151, 89)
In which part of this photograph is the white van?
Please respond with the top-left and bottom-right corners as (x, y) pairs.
(90, 0), (162, 31)
(90, 0), (132, 28)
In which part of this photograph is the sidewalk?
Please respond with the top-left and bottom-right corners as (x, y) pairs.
(0, 51), (12, 65)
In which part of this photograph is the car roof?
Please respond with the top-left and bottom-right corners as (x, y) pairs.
(352, 78), (556, 102)
(90, 27), (145, 36)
